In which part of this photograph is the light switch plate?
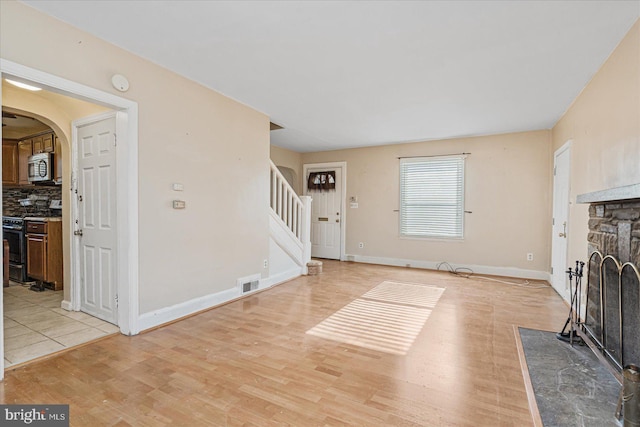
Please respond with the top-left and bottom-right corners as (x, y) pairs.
(172, 183), (184, 191)
(172, 200), (186, 209)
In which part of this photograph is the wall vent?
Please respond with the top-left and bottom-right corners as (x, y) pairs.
(242, 280), (259, 293)
(237, 274), (261, 294)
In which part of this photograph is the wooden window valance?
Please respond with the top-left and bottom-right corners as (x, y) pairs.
(307, 171), (336, 191)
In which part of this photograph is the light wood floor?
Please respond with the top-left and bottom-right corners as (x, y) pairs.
(0, 261), (567, 426)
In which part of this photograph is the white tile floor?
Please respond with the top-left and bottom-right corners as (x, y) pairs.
(3, 283), (120, 368)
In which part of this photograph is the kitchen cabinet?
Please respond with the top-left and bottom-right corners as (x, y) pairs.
(18, 139), (33, 185)
(32, 132), (54, 154)
(54, 135), (63, 183)
(26, 219), (63, 291)
(42, 133), (54, 153)
(32, 135), (44, 154)
(2, 140), (18, 185)
(4, 131), (59, 187)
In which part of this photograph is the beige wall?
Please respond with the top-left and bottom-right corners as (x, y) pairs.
(270, 144), (303, 193)
(552, 20), (639, 265)
(1, 1), (270, 314)
(2, 82), (109, 302)
(302, 130), (553, 275)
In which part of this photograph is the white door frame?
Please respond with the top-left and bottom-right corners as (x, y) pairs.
(0, 59), (140, 377)
(303, 162), (347, 261)
(551, 140), (572, 300)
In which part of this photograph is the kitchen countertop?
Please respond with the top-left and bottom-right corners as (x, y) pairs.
(23, 216), (62, 222)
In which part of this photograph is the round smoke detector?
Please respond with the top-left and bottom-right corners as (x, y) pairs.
(111, 74), (130, 92)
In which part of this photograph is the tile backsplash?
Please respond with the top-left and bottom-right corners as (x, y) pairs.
(3, 186), (63, 217)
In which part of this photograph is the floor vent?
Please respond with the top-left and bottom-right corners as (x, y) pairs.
(237, 274), (261, 294)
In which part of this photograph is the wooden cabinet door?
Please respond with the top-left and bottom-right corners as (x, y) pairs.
(18, 140), (33, 185)
(27, 234), (48, 281)
(2, 141), (18, 185)
(54, 135), (63, 183)
(42, 132), (54, 152)
(32, 135), (44, 154)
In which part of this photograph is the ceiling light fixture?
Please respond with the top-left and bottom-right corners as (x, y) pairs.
(5, 79), (42, 91)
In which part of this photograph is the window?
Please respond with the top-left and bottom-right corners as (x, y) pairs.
(399, 155), (465, 239)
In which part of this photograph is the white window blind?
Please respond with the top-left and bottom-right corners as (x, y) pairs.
(400, 155), (465, 238)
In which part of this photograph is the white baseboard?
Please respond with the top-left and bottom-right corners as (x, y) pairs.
(61, 300), (73, 311)
(138, 287), (239, 332)
(138, 268), (303, 332)
(260, 267), (302, 288)
(347, 254), (550, 281)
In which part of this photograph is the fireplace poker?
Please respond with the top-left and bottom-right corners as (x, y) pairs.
(556, 260), (584, 345)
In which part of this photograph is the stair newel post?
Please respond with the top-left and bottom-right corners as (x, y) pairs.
(300, 195), (313, 274)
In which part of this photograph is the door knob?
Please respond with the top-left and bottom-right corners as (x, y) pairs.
(559, 221), (567, 238)
(74, 229), (83, 236)
(336, 219), (340, 223)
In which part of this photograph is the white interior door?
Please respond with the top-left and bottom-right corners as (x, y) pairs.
(306, 167), (342, 259)
(551, 143), (571, 300)
(76, 115), (118, 324)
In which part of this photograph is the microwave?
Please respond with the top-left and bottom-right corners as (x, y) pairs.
(27, 152), (54, 183)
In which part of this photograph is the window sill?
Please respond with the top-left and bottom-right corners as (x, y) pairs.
(399, 235), (465, 243)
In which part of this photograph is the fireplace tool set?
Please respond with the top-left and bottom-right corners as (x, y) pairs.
(556, 260), (584, 345)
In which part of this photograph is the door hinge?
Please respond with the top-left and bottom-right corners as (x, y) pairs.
(115, 294), (119, 308)
(114, 133), (117, 147)
(554, 166), (556, 176)
(552, 218), (555, 225)
(551, 267), (554, 274)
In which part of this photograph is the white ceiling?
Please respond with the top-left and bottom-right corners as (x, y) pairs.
(22, 1), (639, 152)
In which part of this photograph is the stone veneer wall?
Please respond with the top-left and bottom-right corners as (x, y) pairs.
(587, 200), (640, 266)
(585, 199), (640, 369)
(2, 186), (63, 217)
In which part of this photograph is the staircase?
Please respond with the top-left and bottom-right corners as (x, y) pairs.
(268, 160), (312, 281)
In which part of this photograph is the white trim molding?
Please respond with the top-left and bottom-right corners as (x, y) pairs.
(260, 267), (301, 289)
(347, 254), (551, 281)
(139, 270), (300, 332)
(0, 59), (140, 341)
(138, 287), (239, 332)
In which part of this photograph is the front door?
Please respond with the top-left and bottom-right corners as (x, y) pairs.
(551, 143), (571, 301)
(306, 167), (342, 260)
(76, 115), (118, 324)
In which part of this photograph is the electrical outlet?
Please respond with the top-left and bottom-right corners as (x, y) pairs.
(358, 242), (364, 249)
(527, 253), (534, 261)
(263, 259), (268, 268)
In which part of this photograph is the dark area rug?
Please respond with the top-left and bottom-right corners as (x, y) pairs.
(519, 327), (621, 427)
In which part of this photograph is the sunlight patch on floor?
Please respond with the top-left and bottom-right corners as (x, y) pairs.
(306, 281), (444, 355)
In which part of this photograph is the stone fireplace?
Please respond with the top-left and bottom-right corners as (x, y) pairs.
(577, 183), (640, 372)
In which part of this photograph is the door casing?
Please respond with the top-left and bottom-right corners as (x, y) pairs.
(0, 59), (140, 379)
(551, 140), (572, 301)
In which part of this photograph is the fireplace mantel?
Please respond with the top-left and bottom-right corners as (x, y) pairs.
(577, 183), (640, 204)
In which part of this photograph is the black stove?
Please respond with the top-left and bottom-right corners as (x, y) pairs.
(2, 216), (27, 282)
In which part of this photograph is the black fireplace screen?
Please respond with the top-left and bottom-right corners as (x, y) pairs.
(584, 251), (640, 371)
